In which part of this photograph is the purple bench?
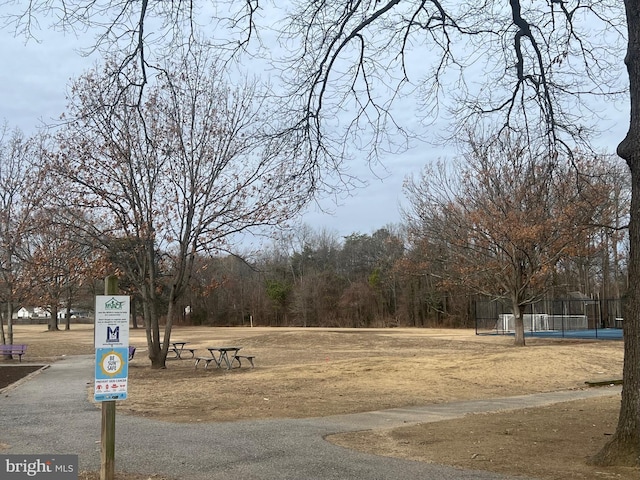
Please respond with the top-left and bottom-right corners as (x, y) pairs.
(0, 344), (27, 362)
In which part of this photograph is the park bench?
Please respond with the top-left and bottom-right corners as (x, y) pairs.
(0, 344), (27, 362)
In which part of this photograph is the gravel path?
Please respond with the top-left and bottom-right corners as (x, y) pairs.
(0, 356), (619, 480)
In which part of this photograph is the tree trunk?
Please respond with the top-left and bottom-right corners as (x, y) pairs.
(590, 0), (640, 465)
(589, 161), (640, 466)
(6, 301), (14, 345)
(48, 306), (59, 331)
(65, 293), (72, 330)
(512, 299), (526, 347)
(131, 297), (139, 329)
(0, 308), (5, 345)
(2, 302), (15, 360)
(162, 286), (177, 363)
(144, 293), (167, 369)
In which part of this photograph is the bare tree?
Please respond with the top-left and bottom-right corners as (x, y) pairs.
(21, 209), (98, 331)
(404, 134), (615, 347)
(277, 2), (625, 165)
(4, 1), (262, 103)
(47, 51), (311, 368)
(0, 125), (43, 346)
(600, 163), (631, 304)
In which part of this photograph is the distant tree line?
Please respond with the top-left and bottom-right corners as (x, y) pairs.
(175, 211), (628, 330)
(0, 121), (630, 340)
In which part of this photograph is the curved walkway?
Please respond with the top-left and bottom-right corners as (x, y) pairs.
(0, 356), (621, 480)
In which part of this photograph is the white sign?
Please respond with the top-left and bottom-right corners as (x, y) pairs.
(94, 295), (130, 348)
(94, 296), (130, 401)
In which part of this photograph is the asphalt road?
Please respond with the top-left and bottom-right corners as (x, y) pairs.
(0, 356), (620, 480)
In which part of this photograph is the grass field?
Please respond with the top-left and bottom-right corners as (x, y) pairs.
(2, 324), (637, 480)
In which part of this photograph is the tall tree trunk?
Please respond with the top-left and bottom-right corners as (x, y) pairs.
(512, 299), (526, 347)
(144, 294), (167, 369)
(591, 0), (640, 465)
(48, 305), (59, 331)
(131, 297), (139, 329)
(3, 302), (15, 360)
(65, 291), (72, 330)
(162, 285), (177, 364)
(6, 301), (14, 345)
(590, 157), (640, 466)
(0, 307), (6, 345)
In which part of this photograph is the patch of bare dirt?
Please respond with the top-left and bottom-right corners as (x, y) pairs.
(0, 365), (43, 389)
(4, 324), (636, 480)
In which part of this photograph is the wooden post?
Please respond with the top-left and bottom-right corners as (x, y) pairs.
(101, 275), (118, 480)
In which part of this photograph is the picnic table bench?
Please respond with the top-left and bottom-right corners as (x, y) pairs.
(195, 346), (255, 370)
(161, 342), (196, 359)
(0, 344), (27, 362)
(234, 355), (256, 368)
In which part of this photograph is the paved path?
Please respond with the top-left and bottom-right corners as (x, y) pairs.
(0, 356), (621, 480)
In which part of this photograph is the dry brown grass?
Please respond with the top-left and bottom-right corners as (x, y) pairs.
(5, 324), (636, 480)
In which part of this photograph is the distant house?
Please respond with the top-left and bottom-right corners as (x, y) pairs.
(14, 306), (91, 324)
(57, 308), (90, 319)
(16, 307), (32, 319)
(15, 307), (50, 319)
(13, 307), (51, 324)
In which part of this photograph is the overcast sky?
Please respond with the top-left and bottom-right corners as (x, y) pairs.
(0, 24), (436, 243)
(0, 7), (630, 244)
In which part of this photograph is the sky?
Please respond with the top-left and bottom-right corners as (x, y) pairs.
(0, 5), (631, 244)
(0, 19), (429, 242)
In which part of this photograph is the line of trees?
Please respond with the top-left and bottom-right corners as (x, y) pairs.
(0, 123), (103, 341)
(4, 121), (627, 340)
(179, 141), (630, 333)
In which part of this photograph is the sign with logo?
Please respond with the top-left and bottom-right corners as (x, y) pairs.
(94, 347), (129, 401)
(94, 295), (130, 402)
(94, 296), (130, 348)
(0, 454), (77, 479)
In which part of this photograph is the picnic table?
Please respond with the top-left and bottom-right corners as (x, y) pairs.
(195, 346), (242, 370)
(161, 342), (196, 359)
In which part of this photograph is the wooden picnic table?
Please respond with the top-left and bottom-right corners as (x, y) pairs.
(195, 346), (242, 370)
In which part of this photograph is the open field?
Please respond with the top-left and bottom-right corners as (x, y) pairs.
(2, 324), (636, 480)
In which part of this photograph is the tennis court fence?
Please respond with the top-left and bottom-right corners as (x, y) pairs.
(475, 297), (624, 338)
